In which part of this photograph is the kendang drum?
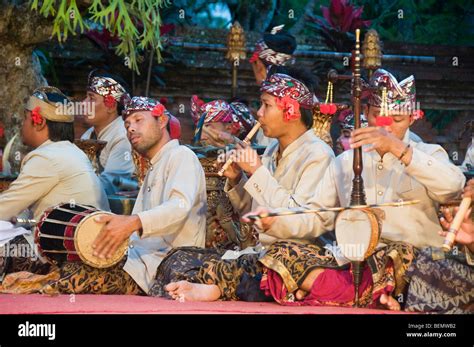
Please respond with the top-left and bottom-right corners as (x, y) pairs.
(34, 203), (128, 268)
(335, 208), (383, 262)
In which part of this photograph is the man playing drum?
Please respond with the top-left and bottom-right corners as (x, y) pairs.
(26, 96), (207, 296)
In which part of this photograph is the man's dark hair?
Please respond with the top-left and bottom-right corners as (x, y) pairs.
(263, 31), (297, 55)
(267, 66), (318, 129)
(89, 69), (131, 115)
(42, 91), (75, 142)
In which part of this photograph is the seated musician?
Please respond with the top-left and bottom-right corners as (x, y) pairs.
(164, 69), (465, 309)
(158, 67), (335, 300)
(190, 95), (256, 147)
(190, 96), (257, 250)
(249, 25), (298, 146)
(405, 179), (474, 313)
(81, 70), (135, 194)
(0, 86), (109, 221)
(249, 25), (297, 85)
(0, 87), (109, 277)
(18, 96), (208, 296)
(335, 110), (368, 155)
(335, 108), (421, 156)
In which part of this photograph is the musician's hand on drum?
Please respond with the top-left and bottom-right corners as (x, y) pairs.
(92, 214), (141, 259)
(439, 207), (474, 249)
(233, 142), (262, 176)
(350, 127), (402, 155)
(242, 207), (276, 231)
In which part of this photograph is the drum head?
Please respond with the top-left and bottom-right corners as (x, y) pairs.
(335, 209), (379, 262)
(35, 203), (98, 264)
(74, 211), (128, 268)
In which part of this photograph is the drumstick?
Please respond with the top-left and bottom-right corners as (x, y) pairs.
(442, 196), (472, 252)
(217, 122), (261, 177)
(246, 200), (420, 220)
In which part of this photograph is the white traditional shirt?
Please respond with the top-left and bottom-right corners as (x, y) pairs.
(268, 130), (466, 249)
(82, 117), (135, 194)
(0, 140), (110, 221)
(123, 139), (207, 293)
(224, 130), (335, 246)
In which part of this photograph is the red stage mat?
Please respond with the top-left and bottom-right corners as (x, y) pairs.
(0, 294), (417, 314)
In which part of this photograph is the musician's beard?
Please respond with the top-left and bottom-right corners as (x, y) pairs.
(131, 132), (161, 156)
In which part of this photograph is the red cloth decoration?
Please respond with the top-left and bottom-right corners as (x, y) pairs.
(104, 95), (117, 108)
(276, 95), (301, 121)
(151, 104), (166, 117)
(168, 115), (181, 140)
(31, 107), (43, 125)
(260, 266), (390, 309)
(375, 116), (393, 127)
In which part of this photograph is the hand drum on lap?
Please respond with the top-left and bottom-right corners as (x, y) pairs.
(335, 208), (381, 262)
(35, 203), (127, 268)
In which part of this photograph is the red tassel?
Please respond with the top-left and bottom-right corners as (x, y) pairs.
(375, 116), (393, 127)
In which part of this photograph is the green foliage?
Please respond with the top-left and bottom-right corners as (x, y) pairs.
(30, 0), (170, 73)
(424, 109), (459, 131)
(355, 0), (474, 45)
(270, 0), (309, 29)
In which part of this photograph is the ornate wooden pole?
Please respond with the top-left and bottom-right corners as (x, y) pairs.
(350, 29), (367, 307)
(226, 22), (246, 98)
(362, 29), (382, 81)
(351, 29), (367, 208)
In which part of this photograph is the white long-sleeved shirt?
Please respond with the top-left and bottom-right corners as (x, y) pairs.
(123, 140), (207, 293)
(268, 130), (465, 249)
(82, 117), (135, 194)
(0, 140), (110, 221)
(224, 130), (335, 246)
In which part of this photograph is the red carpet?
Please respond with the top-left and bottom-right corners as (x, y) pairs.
(0, 294), (415, 314)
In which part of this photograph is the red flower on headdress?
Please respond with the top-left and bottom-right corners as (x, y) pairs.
(31, 106), (43, 125)
(375, 116), (393, 127)
(412, 109), (424, 121)
(276, 95), (301, 121)
(152, 103), (166, 117)
(320, 103), (337, 115)
(104, 95), (117, 108)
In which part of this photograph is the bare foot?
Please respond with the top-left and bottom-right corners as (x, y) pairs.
(295, 289), (308, 301)
(293, 267), (324, 301)
(300, 268), (324, 292)
(379, 294), (401, 311)
(165, 281), (221, 302)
